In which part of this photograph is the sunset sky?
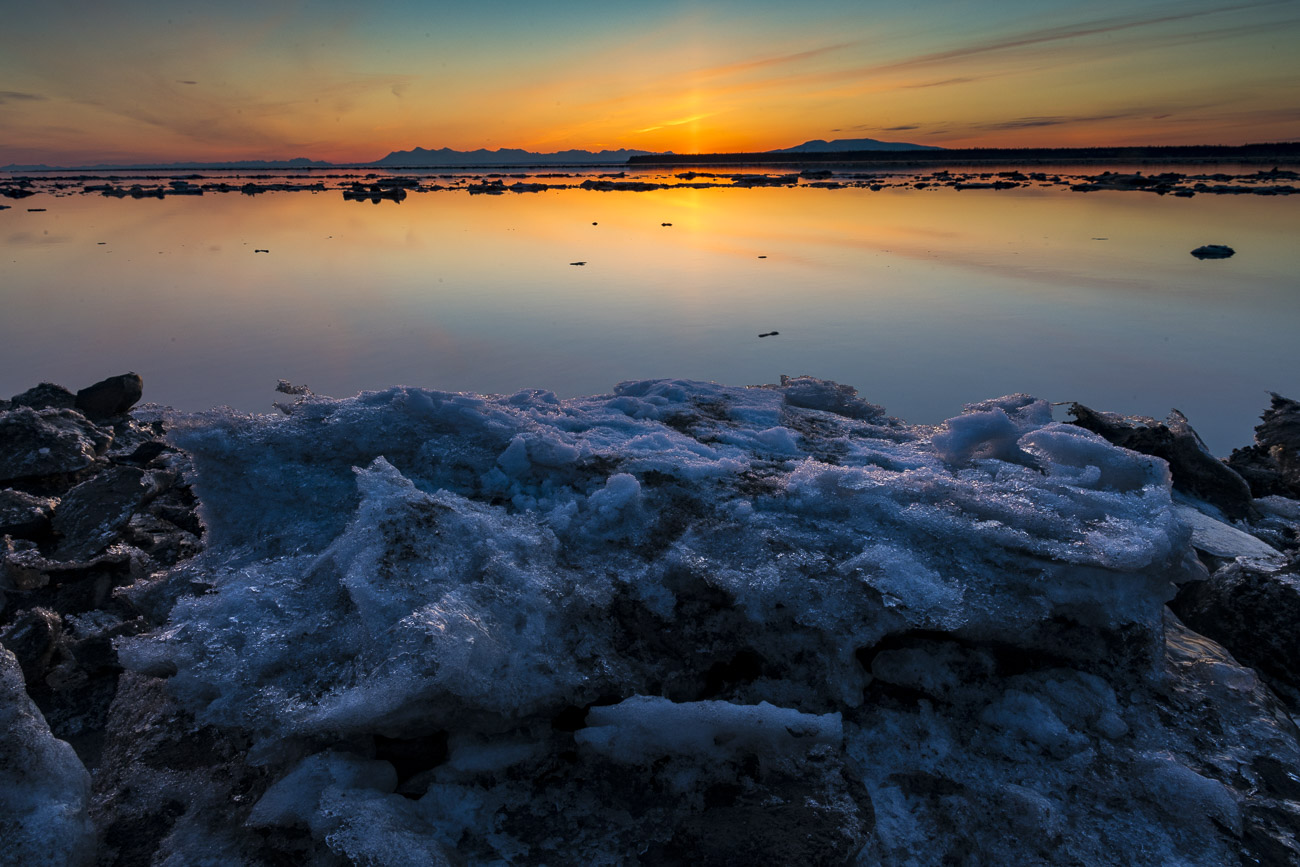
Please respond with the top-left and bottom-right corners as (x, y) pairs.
(2, 0), (1298, 166)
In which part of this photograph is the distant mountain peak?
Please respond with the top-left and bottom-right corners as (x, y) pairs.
(771, 138), (943, 153)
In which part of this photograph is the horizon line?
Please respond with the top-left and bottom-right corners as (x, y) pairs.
(5, 141), (1300, 173)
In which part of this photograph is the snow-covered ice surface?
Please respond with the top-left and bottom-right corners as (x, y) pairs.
(113, 377), (1300, 864)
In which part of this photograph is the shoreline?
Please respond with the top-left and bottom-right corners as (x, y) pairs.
(628, 142), (1300, 167)
(4, 164), (1298, 201)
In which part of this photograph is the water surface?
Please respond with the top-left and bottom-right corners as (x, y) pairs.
(3, 172), (1296, 454)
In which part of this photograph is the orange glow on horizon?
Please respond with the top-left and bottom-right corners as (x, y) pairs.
(1, 1), (1297, 167)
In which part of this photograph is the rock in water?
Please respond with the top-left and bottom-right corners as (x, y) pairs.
(0, 646), (95, 867)
(1190, 244), (1235, 259)
(74, 373), (143, 419)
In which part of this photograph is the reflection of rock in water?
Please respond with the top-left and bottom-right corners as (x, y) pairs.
(4, 376), (1300, 864)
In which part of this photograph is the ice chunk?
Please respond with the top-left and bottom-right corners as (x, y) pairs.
(113, 379), (1233, 863)
(762, 374), (889, 422)
(131, 381), (1194, 749)
(0, 647), (95, 867)
(1138, 753), (1242, 837)
(249, 751), (450, 865)
(248, 751), (398, 828)
(962, 393), (1054, 428)
(1020, 423), (1170, 492)
(1172, 503), (1286, 565)
(576, 695), (841, 763)
(932, 408), (1023, 463)
(754, 425), (801, 454)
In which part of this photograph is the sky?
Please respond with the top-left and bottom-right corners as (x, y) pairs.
(2, 0), (1298, 165)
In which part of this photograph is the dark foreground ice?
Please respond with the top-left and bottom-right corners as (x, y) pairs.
(3, 376), (1300, 865)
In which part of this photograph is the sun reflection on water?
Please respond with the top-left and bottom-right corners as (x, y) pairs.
(2, 180), (1296, 454)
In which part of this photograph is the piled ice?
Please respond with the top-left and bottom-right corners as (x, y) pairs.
(111, 377), (1299, 864)
(1, 647), (95, 867)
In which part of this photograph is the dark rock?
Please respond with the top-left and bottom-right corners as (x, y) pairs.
(65, 619), (145, 679)
(1170, 558), (1300, 709)
(1068, 404), (1254, 520)
(2, 543), (140, 622)
(122, 513), (201, 566)
(1159, 613), (1300, 866)
(274, 379), (312, 396)
(578, 179), (667, 191)
(149, 487), (204, 540)
(90, 673), (269, 866)
(51, 466), (153, 562)
(10, 382), (76, 411)
(0, 488), (58, 539)
(1191, 244), (1235, 259)
(1227, 446), (1298, 499)
(118, 440), (168, 467)
(101, 416), (170, 466)
(74, 372), (143, 419)
(0, 607), (63, 684)
(1226, 393), (1300, 499)
(642, 759), (869, 865)
(0, 537), (50, 595)
(0, 407), (113, 483)
(1253, 394), (1300, 469)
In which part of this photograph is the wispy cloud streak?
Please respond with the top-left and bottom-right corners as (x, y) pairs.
(862, 1), (1288, 75)
(0, 90), (46, 104)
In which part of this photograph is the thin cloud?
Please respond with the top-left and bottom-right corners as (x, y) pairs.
(838, 122), (919, 133)
(694, 42), (854, 79)
(903, 77), (976, 89)
(865, 1), (1288, 75)
(636, 113), (715, 134)
(974, 115), (1107, 130)
(0, 90), (46, 103)
(972, 104), (1217, 131)
(177, 80), (198, 85)
(566, 2), (1293, 122)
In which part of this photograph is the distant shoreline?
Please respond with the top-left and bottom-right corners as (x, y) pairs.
(3, 163), (1296, 202)
(629, 142), (1300, 168)
(7, 143), (1299, 175)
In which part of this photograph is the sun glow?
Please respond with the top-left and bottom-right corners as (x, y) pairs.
(1, 1), (1297, 166)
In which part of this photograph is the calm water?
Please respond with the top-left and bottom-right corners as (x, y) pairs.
(3, 171), (1297, 455)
